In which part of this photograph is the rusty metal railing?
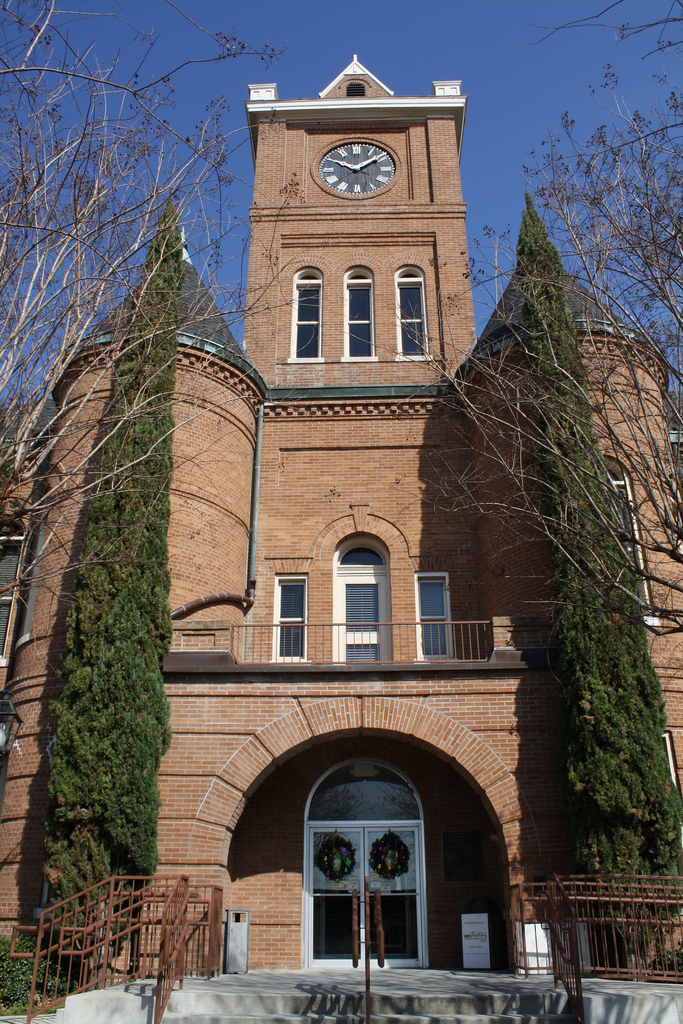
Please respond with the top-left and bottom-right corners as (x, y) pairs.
(352, 877), (385, 1024)
(560, 874), (683, 982)
(227, 620), (491, 664)
(9, 874), (223, 1023)
(184, 885), (223, 978)
(513, 874), (683, 985)
(154, 876), (190, 1024)
(546, 875), (585, 1024)
(510, 882), (552, 976)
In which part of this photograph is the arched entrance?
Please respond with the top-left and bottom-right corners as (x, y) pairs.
(226, 729), (513, 970)
(304, 760), (426, 967)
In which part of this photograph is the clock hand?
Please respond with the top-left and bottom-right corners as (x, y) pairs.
(355, 156), (381, 170)
(329, 158), (357, 170)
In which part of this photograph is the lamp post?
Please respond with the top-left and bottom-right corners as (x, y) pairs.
(0, 690), (21, 759)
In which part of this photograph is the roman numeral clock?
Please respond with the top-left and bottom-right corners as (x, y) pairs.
(318, 142), (396, 196)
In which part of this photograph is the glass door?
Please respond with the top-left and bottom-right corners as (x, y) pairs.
(311, 828), (363, 961)
(307, 823), (424, 967)
(367, 826), (419, 962)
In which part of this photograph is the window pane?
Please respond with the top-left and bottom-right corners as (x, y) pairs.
(340, 548), (383, 566)
(0, 602), (10, 654)
(349, 322), (372, 357)
(349, 287), (370, 322)
(298, 288), (320, 322)
(0, 544), (20, 587)
(297, 323), (319, 358)
(310, 762), (420, 819)
(401, 322), (424, 355)
(400, 286), (422, 320)
(419, 580), (445, 619)
(346, 583), (379, 623)
(280, 624), (304, 658)
(280, 583), (304, 620)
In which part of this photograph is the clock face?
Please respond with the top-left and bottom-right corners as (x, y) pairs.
(318, 142), (396, 197)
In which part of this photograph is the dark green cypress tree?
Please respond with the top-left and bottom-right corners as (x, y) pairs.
(517, 193), (682, 873)
(45, 201), (181, 899)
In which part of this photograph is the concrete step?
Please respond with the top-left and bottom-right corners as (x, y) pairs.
(165, 991), (570, 1018)
(163, 989), (574, 1023)
(162, 1016), (573, 1024)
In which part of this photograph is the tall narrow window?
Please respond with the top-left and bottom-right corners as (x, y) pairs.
(276, 578), (307, 661)
(607, 463), (649, 604)
(416, 574), (450, 660)
(0, 529), (23, 662)
(396, 268), (427, 357)
(293, 270), (322, 359)
(345, 269), (374, 359)
(334, 543), (390, 662)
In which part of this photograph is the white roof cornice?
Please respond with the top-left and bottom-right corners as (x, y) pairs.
(319, 55), (394, 98)
(245, 94), (468, 164)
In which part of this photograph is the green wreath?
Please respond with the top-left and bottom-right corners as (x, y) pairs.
(314, 830), (356, 882)
(369, 829), (410, 880)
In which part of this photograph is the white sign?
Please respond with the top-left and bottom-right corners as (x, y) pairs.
(461, 912), (490, 969)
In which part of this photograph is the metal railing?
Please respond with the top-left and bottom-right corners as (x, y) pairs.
(154, 876), (190, 1024)
(227, 620), (491, 664)
(546, 875), (585, 1024)
(560, 874), (683, 982)
(9, 874), (223, 1023)
(351, 877), (385, 1024)
(510, 882), (551, 977)
(185, 885), (223, 978)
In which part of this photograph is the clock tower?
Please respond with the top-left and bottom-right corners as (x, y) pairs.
(243, 57), (474, 384)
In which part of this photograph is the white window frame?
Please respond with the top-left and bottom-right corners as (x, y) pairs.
(273, 576), (308, 662)
(395, 267), (429, 361)
(415, 572), (451, 660)
(607, 463), (651, 608)
(333, 540), (390, 661)
(290, 269), (324, 363)
(342, 268), (377, 362)
(0, 528), (24, 666)
(663, 731), (683, 872)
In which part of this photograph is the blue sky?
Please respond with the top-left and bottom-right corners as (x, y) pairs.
(76, 1), (672, 333)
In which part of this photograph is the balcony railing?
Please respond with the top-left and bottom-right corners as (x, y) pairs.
(223, 620), (491, 665)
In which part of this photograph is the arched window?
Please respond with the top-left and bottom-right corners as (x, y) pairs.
(334, 541), (390, 661)
(346, 81), (366, 97)
(292, 269), (323, 360)
(606, 462), (650, 604)
(0, 526), (24, 663)
(344, 269), (375, 360)
(395, 267), (427, 357)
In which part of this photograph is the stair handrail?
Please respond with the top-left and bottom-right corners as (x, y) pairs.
(545, 873), (585, 1024)
(154, 875), (191, 1024)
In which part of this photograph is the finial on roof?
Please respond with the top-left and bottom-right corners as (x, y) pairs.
(180, 227), (193, 265)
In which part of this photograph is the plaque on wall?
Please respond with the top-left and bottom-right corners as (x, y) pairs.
(442, 831), (484, 882)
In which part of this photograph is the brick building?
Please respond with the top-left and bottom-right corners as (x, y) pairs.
(1, 58), (681, 970)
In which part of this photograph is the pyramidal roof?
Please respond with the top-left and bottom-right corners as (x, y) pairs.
(319, 56), (394, 98)
(97, 262), (242, 360)
(475, 273), (617, 356)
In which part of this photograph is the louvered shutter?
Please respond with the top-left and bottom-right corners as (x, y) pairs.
(346, 583), (378, 623)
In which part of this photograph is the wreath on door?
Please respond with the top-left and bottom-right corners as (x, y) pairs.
(314, 830), (356, 881)
(369, 829), (410, 880)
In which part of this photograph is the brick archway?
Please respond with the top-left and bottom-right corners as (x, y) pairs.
(185, 697), (541, 875)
